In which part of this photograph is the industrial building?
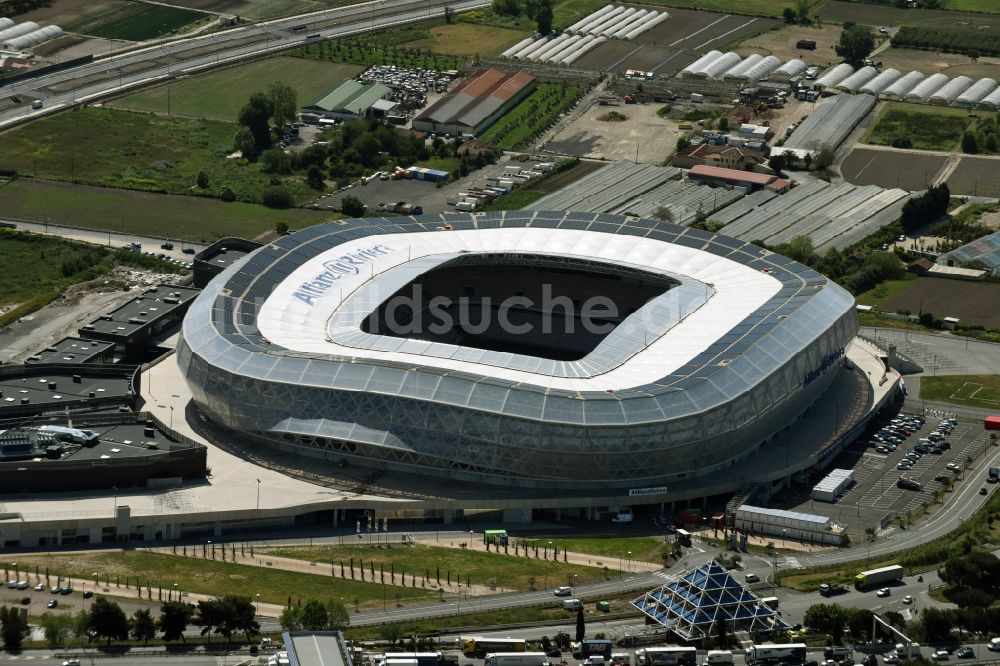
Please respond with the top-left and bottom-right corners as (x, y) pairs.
(688, 165), (790, 193)
(179, 211), (857, 489)
(632, 560), (787, 640)
(671, 143), (765, 171)
(25, 337), (115, 365)
(80, 285), (200, 361)
(193, 237), (262, 288)
(283, 632), (351, 666)
(412, 69), (535, 137)
(811, 468), (854, 502)
(299, 80), (393, 123)
(735, 504), (848, 546)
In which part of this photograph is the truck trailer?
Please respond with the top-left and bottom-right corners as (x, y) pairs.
(745, 644), (807, 665)
(636, 647), (697, 666)
(484, 653), (548, 666)
(854, 564), (904, 589)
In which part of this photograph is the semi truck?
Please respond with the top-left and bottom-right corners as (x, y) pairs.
(705, 652), (733, 666)
(854, 564), (904, 589)
(573, 640), (613, 660)
(745, 644), (807, 665)
(636, 647), (697, 666)
(382, 654), (440, 666)
(484, 653), (548, 666)
(819, 583), (847, 596)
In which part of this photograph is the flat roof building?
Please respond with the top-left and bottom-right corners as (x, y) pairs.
(284, 631), (352, 666)
(80, 285), (200, 361)
(25, 337), (114, 365)
(193, 237), (262, 288)
(688, 164), (790, 193)
(300, 80), (393, 123)
(412, 68), (536, 137)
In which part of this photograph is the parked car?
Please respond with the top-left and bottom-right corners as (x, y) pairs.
(160, 242), (174, 250)
(903, 595), (914, 604)
(553, 586), (572, 596)
(956, 648), (974, 659)
(183, 247), (196, 254)
(982, 488), (989, 495)
(883, 656), (899, 664)
(47, 600), (57, 608)
(34, 583), (45, 591)
(933, 651), (949, 661)
(746, 573), (760, 583)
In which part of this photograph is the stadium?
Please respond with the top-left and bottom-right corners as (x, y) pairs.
(178, 211), (858, 490)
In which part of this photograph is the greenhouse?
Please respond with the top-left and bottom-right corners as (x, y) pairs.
(859, 68), (901, 95)
(813, 63), (854, 89)
(953, 78), (998, 108)
(905, 72), (949, 101)
(836, 66), (878, 92)
(771, 58), (806, 81)
(884, 70), (925, 98)
(928, 75), (972, 105)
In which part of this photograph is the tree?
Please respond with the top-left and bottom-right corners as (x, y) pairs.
(39, 613), (73, 648)
(158, 601), (194, 643)
(961, 131), (979, 154)
(804, 603), (847, 644)
(863, 251), (905, 280)
(279, 605), (303, 632)
(325, 599), (350, 631)
(196, 171), (209, 189)
(307, 165), (326, 190)
(815, 146), (835, 171)
(492, 0), (520, 16)
(794, 0), (810, 23)
(781, 235), (816, 265)
(275, 221), (290, 235)
(717, 117), (729, 133)
(197, 596), (259, 642)
(237, 93), (274, 155)
(130, 609), (156, 645)
(90, 597), (129, 645)
(261, 148), (292, 174)
(782, 7), (796, 23)
(262, 185), (293, 209)
(676, 136), (690, 151)
(835, 25), (875, 64)
(300, 600), (329, 631)
(70, 611), (90, 647)
(233, 125), (257, 159)
(1, 606), (28, 651)
(524, 0), (553, 34)
(269, 82), (298, 129)
(768, 153), (787, 175)
(341, 195), (366, 217)
(575, 606), (585, 642)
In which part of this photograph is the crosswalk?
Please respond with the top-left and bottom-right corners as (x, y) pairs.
(781, 556), (804, 569)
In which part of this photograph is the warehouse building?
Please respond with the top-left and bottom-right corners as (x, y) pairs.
(811, 468), (854, 502)
(412, 69), (535, 137)
(80, 285), (201, 362)
(688, 165), (790, 193)
(299, 80), (393, 123)
(736, 505), (848, 546)
(25, 337), (115, 365)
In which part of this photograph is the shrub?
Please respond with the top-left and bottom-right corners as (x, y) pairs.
(262, 185), (293, 208)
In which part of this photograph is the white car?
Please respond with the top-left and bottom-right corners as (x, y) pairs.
(933, 651), (949, 661)
(877, 587), (891, 597)
(902, 595), (914, 604)
(947, 463), (961, 472)
(884, 656), (899, 664)
(553, 586), (572, 596)
(34, 583), (45, 591)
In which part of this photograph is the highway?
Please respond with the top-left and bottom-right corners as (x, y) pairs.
(0, 218), (207, 262)
(0, 0), (490, 131)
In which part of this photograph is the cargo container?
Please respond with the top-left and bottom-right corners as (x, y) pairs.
(484, 653), (548, 666)
(745, 644), (806, 664)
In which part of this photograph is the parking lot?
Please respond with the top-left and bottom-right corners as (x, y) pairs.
(793, 410), (992, 524)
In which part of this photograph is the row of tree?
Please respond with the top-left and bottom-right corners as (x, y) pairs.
(900, 182), (950, 234)
(279, 599), (350, 632)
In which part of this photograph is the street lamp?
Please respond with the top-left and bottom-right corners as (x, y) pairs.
(173, 582), (178, 601)
(256, 593), (261, 614)
(627, 551), (632, 572)
(256, 478), (261, 511)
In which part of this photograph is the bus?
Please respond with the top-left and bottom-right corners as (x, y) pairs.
(463, 638), (526, 658)
(636, 647), (698, 666)
(573, 640), (613, 660)
(484, 529), (509, 546)
(745, 644), (807, 665)
(675, 529), (692, 547)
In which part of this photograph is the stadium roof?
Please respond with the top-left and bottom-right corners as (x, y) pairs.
(414, 69), (534, 129)
(183, 212), (852, 425)
(632, 560), (786, 640)
(303, 80), (391, 115)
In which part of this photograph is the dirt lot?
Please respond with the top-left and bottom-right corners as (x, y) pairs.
(841, 148), (948, 191)
(736, 24), (843, 67)
(883, 277), (1000, 328)
(575, 7), (778, 74)
(545, 102), (679, 164)
(947, 157), (1000, 197)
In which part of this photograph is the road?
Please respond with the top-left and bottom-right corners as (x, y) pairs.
(0, 218), (206, 262)
(0, 0), (489, 132)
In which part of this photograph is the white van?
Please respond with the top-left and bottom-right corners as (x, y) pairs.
(988, 638), (1000, 652)
(562, 598), (582, 611)
(706, 651), (734, 666)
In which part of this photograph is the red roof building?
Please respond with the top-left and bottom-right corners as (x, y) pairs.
(688, 164), (791, 193)
(413, 69), (536, 137)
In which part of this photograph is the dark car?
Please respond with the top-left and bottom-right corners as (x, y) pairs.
(546, 650), (562, 658)
(82, 590), (93, 599)
(863, 655), (878, 666)
(183, 247), (196, 254)
(160, 242), (174, 250)
(956, 648), (974, 659)
(20, 597), (30, 605)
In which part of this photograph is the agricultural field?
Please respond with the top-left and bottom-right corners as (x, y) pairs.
(263, 544), (616, 591)
(736, 24), (842, 66)
(862, 103), (974, 152)
(878, 47), (1000, 83)
(854, 277), (917, 309)
(920, 375), (1000, 410)
(948, 157), (1000, 197)
(113, 58), (363, 122)
(0, 180), (329, 243)
(841, 148), (947, 191)
(480, 83), (584, 151)
(882, 276), (1000, 328)
(65, 1), (206, 41)
(0, 107), (318, 206)
(11, 551), (436, 609)
(12, 0), (130, 30)
(820, 1), (1000, 28)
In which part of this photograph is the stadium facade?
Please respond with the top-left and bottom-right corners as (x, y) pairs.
(178, 212), (857, 490)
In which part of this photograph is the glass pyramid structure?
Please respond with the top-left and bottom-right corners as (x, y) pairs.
(632, 560), (787, 641)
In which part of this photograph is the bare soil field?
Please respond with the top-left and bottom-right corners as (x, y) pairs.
(545, 102), (679, 164)
(947, 157), (1000, 198)
(736, 24), (842, 67)
(641, 9), (779, 53)
(820, 1), (1000, 29)
(841, 148), (947, 191)
(883, 277), (1000, 328)
(9, 0), (124, 25)
(576, 40), (651, 72)
(158, 0), (247, 11)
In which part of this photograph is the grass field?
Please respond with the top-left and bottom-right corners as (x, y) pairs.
(11, 551), (435, 609)
(862, 103), (974, 151)
(480, 83), (584, 151)
(0, 180), (330, 243)
(853, 277), (916, 308)
(0, 107), (317, 206)
(534, 536), (669, 563)
(480, 189), (547, 211)
(946, 0), (1000, 11)
(66, 1), (205, 40)
(113, 59), (363, 122)
(264, 544), (616, 591)
(920, 375), (1000, 409)
(404, 23), (529, 57)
